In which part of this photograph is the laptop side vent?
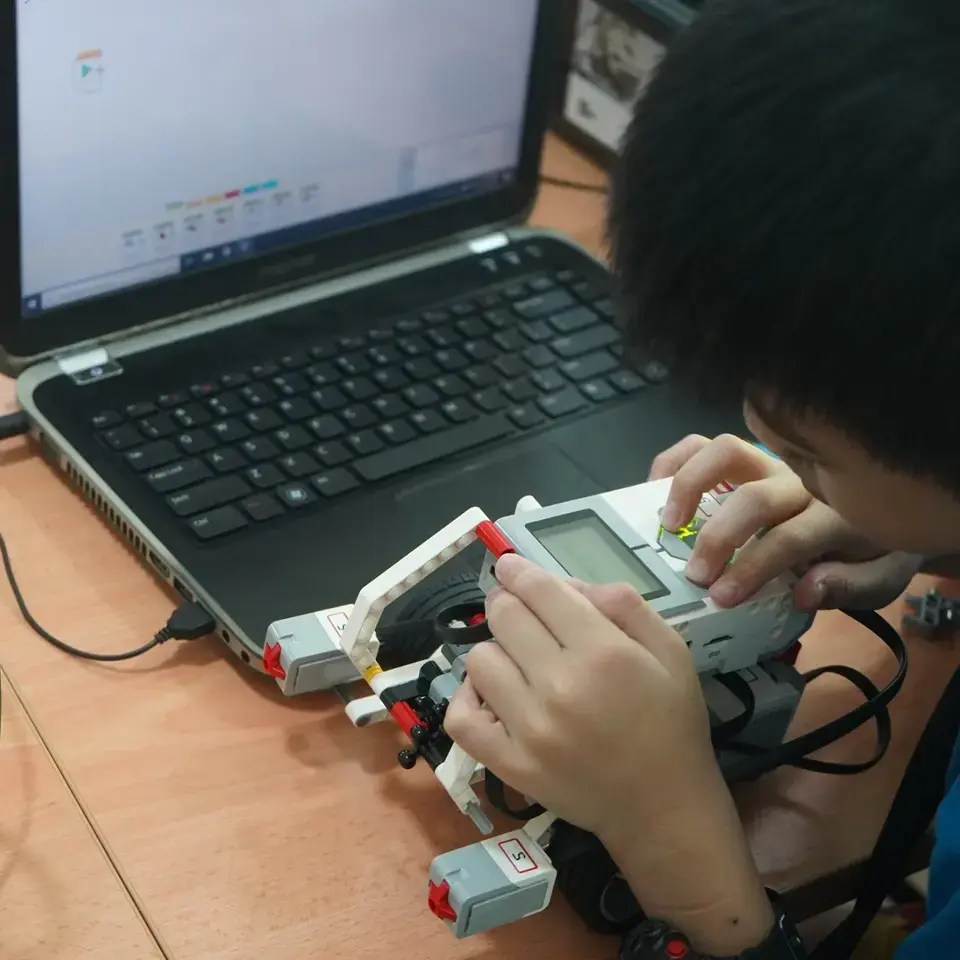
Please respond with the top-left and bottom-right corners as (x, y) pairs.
(63, 461), (148, 560)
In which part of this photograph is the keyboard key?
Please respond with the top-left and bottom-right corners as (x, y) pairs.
(190, 382), (218, 400)
(549, 306), (598, 335)
(427, 327), (458, 349)
(450, 300), (474, 317)
(521, 346), (555, 369)
(410, 410), (448, 434)
(464, 339), (498, 362)
(279, 350), (311, 369)
(354, 415), (511, 483)
(277, 482), (316, 509)
(369, 345), (402, 366)
(274, 426), (313, 451)
(538, 388), (588, 419)
(242, 493), (285, 523)
(561, 351), (619, 382)
(307, 415), (345, 440)
(528, 275), (555, 293)
(609, 370), (647, 393)
(309, 344), (336, 361)
(240, 436), (280, 462)
(91, 411), (122, 429)
(101, 425), (142, 451)
(211, 419), (250, 443)
(190, 506), (248, 541)
(176, 430), (216, 455)
(339, 335), (366, 351)
(483, 308), (511, 329)
(456, 316), (488, 339)
(494, 355), (526, 379)
(139, 414), (177, 440)
(531, 368), (567, 392)
(398, 335), (430, 356)
(125, 441), (179, 471)
(503, 283), (528, 300)
(314, 441), (352, 467)
(311, 387), (348, 411)
(507, 404), (545, 429)
(274, 398), (312, 423)
(520, 320), (552, 343)
(147, 459), (212, 493)
(477, 292), (501, 309)
(372, 394), (409, 419)
(306, 363), (339, 387)
(555, 268), (577, 284)
(207, 448), (247, 473)
(378, 420), (417, 445)
(581, 379), (617, 403)
(572, 278), (607, 302)
(341, 404), (377, 430)
(157, 392), (189, 409)
(503, 378), (539, 402)
(441, 399), (479, 423)
(402, 384), (439, 409)
(435, 349), (469, 372)
(279, 452), (319, 478)
(396, 317), (424, 333)
(172, 404), (211, 428)
(421, 308), (450, 325)
(433, 374), (470, 397)
(372, 367), (409, 391)
(209, 392), (246, 417)
(126, 401), (156, 418)
(245, 409), (283, 432)
(462, 366), (497, 390)
(272, 373), (309, 396)
(472, 387), (508, 412)
(220, 372), (250, 388)
(245, 464), (285, 489)
(311, 469), (359, 498)
(251, 362), (280, 379)
(513, 290), (575, 319)
(241, 384), (277, 407)
(347, 430), (385, 455)
(337, 353), (371, 376)
(551, 326), (618, 359)
(493, 329), (525, 352)
(342, 377), (378, 401)
(168, 475), (251, 517)
(594, 298), (615, 319)
(405, 357), (440, 380)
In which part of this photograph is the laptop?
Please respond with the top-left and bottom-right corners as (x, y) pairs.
(8, 1), (741, 676)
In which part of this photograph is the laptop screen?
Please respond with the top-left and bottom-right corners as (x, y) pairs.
(16, 1), (540, 318)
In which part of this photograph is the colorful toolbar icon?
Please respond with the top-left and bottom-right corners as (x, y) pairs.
(74, 49), (104, 94)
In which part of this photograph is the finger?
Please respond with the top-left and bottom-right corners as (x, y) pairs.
(662, 434), (781, 530)
(794, 554), (921, 612)
(685, 473), (812, 586)
(486, 586), (564, 676)
(575, 581), (678, 665)
(648, 434), (710, 481)
(444, 677), (520, 773)
(461, 640), (531, 732)
(494, 553), (611, 651)
(707, 504), (844, 607)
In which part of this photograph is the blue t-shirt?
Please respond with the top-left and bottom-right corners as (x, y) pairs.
(892, 736), (960, 956)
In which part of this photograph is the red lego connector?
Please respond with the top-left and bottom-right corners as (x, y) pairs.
(428, 880), (457, 922)
(389, 701), (421, 739)
(263, 643), (286, 680)
(475, 521), (515, 559)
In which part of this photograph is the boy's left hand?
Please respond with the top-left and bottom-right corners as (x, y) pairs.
(444, 553), (728, 847)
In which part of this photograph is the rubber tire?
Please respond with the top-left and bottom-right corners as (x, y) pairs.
(377, 572), (485, 671)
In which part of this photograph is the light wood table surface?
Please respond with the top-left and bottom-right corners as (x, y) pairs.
(0, 135), (956, 959)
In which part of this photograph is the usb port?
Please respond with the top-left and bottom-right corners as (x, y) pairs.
(173, 577), (194, 602)
(149, 551), (170, 578)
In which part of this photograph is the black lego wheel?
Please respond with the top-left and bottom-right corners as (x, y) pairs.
(551, 825), (643, 936)
(376, 572), (486, 671)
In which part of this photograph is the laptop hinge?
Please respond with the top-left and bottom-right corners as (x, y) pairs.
(55, 345), (124, 386)
(465, 232), (510, 255)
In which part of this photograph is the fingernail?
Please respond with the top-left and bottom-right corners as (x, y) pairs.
(711, 581), (741, 607)
(798, 578), (827, 611)
(661, 504), (680, 530)
(495, 553), (523, 579)
(685, 557), (709, 583)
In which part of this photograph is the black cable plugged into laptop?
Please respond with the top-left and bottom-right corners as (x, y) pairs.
(0, 531), (215, 661)
(0, 411), (30, 442)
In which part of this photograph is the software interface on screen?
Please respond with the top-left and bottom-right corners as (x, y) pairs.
(16, 0), (540, 315)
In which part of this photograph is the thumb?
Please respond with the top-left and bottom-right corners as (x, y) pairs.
(794, 554), (919, 611)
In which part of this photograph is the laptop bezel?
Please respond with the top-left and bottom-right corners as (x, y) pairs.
(0, 2), (557, 369)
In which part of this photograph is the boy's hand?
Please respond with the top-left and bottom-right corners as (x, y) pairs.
(650, 434), (922, 610)
(445, 554), (773, 954)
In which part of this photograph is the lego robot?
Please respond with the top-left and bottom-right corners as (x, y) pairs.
(264, 478), (819, 940)
(903, 588), (959, 640)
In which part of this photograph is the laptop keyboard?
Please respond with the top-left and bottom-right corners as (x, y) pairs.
(89, 268), (667, 542)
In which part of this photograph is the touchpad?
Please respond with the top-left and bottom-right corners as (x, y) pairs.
(395, 445), (603, 520)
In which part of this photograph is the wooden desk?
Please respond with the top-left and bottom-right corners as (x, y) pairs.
(0, 670), (164, 959)
(0, 136), (956, 959)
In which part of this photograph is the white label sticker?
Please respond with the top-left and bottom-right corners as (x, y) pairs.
(482, 831), (551, 886)
(327, 612), (349, 636)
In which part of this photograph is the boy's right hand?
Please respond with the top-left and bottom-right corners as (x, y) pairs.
(650, 434), (922, 611)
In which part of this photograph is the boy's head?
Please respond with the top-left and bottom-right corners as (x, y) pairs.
(609, 0), (960, 556)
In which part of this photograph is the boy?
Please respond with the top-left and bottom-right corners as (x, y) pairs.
(443, 0), (960, 956)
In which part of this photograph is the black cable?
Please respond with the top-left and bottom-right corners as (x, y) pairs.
(539, 174), (610, 194)
(0, 531), (215, 661)
(0, 411), (30, 442)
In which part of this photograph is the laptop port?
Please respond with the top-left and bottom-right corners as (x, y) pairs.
(173, 577), (194, 602)
(149, 551), (170, 578)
